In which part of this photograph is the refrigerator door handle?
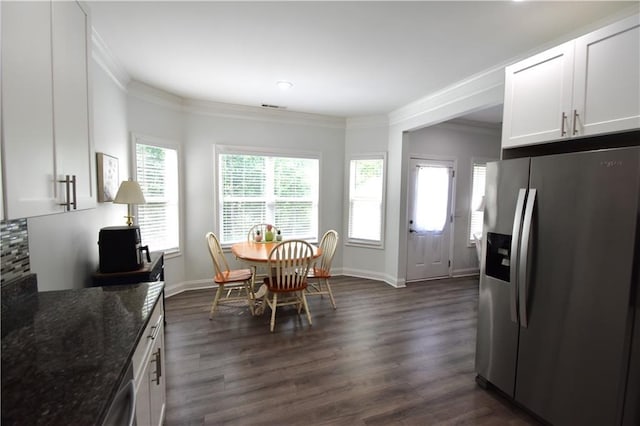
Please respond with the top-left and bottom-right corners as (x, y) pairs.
(518, 188), (536, 328)
(509, 188), (528, 323)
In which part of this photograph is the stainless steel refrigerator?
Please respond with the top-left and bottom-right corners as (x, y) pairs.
(475, 146), (640, 425)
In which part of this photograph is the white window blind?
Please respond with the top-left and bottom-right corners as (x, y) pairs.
(218, 153), (319, 244)
(469, 162), (487, 243)
(348, 157), (384, 244)
(135, 142), (180, 252)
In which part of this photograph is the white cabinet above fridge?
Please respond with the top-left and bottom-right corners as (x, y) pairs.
(502, 14), (640, 149)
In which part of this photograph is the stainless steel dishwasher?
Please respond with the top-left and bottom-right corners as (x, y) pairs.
(102, 362), (136, 426)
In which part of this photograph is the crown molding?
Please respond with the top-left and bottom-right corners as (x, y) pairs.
(184, 98), (346, 129)
(346, 115), (389, 129)
(127, 80), (345, 129)
(128, 80), (185, 112)
(436, 119), (502, 137)
(389, 65), (505, 127)
(91, 28), (130, 92)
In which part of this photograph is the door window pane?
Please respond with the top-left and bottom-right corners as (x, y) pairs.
(415, 166), (450, 233)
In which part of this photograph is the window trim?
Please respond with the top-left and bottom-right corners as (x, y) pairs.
(213, 144), (322, 247)
(345, 152), (387, 249)
(467, 157), (491, 247)
(131, 132), (183, 256)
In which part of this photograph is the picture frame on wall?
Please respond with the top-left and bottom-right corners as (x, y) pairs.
(97, 152), (119, 202)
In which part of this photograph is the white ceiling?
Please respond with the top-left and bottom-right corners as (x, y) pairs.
(89, 1), (635, 119)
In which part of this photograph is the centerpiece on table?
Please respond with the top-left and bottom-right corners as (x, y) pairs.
(265, 224), (274, 242)
(254, 230), (263, 242)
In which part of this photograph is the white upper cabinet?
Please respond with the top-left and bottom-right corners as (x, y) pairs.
(572, 15), (640, 137)
(52, 1), (95, 211)
(502, 42), (574, 148)
(502, 14), (640, 149)
(1, 1), (94, 219)
(2, 1), (57, 218)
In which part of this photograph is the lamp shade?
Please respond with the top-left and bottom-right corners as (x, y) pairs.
(113, 180), (146, 205)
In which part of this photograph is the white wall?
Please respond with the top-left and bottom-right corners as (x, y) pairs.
(338, 68), (505, 287)
(406, 121), (501, 276)
(379, 67), (505, 287)
(28, 58), (129, 291)
(125, 85), (346, 295)
(28, 6), (636, 292)
(126, 83), (186, 291)
(342, 117), (391, 282)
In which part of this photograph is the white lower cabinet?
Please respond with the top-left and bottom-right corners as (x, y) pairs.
(148, 328), (166, 426)
(133, 299), (166, 426)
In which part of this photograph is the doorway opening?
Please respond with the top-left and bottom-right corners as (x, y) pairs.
(406, 158), (455, 282)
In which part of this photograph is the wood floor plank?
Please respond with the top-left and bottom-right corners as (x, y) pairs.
(164, 276), (541, 425)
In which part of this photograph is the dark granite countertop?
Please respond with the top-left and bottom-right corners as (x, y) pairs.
(1, 280), (164, 425)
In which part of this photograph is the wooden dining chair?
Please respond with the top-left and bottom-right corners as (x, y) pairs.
(263, 240), (314, 332)
(306, 230), (339, 308)
(247, 223), (280, 242)
(206, 232), (255, 318)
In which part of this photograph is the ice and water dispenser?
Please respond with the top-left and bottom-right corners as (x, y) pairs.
(485, 232), (511, 282)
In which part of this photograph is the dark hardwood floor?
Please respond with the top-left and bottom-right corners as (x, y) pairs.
(164, 276), (540, 425)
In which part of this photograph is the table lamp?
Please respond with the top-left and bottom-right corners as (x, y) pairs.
(113, 179), (146, 226)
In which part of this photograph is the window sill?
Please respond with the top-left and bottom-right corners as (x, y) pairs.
(162, 249), (182, 259)
(345, 241), (384, 250)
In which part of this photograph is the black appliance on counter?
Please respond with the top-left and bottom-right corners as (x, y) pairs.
(98, 226), (150, 273)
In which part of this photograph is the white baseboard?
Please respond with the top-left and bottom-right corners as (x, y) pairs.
(452, 268), (480, 277)
(165, 279), (214, 298)
(165, 268), (478, 298)
(340, 267), (406, 288)
(165, 268), (408, 298)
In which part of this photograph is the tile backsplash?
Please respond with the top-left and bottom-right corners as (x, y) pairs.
(1, 219), (30, 284)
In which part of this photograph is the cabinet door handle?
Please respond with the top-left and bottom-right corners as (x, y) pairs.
(561, 112), (568, 136)
(572, 109), (580, 135)
(71, 175), (77, 210)
(156, 348), (162, 382)
(152, 348), (162, 385)
(58, 175), (71, 211)
(148, 315), (163, 340)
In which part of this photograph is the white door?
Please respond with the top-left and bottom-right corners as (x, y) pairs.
(406, 159), (454, 282)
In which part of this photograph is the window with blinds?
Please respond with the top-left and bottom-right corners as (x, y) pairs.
(469, 161), (487, 244)
(348, 156), (385, 245)
(135, 141), (180, 253)
(218, 152), (319, 244)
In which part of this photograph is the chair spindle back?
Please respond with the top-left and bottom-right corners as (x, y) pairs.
(267, 240), (314, 291)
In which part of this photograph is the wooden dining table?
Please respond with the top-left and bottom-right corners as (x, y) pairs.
(231, 240), (322, 313)
(231, 240), (322, 264)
